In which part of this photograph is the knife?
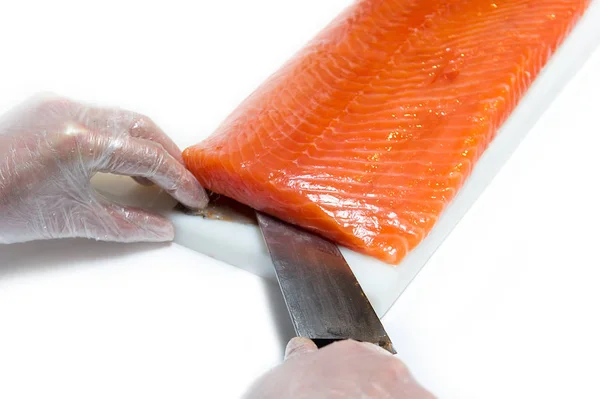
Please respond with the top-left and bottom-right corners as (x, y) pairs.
(256, 211), (396, 354)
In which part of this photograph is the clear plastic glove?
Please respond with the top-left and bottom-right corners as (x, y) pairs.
(243, 338), (435, 399)
(0, 94), (208, 244)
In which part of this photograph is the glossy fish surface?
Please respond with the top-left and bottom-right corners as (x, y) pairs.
(184, 0), (590, 264)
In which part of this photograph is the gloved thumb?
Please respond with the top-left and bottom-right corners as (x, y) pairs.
(284, 337), (318, 361)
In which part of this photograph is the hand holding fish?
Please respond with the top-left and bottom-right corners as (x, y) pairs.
(243, 338), (435, 399)
(0, 94), (208, 244)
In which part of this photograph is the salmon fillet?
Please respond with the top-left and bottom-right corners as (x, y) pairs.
(183, 0), (589, 265)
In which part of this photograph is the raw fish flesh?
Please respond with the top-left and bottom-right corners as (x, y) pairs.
(184, 0), (590, 264)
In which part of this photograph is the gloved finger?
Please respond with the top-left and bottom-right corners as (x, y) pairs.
(284, 337), (318, 361)
(98, 136), (209, 210)
(128, 113), (184, 163)
(80, 107), (185, 188)
(98, 201), (175, 242)
(128, 113), (185, 187)
(77, 105), (185, 164)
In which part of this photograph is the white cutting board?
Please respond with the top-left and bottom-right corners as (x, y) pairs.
(93, 2), (600, 318)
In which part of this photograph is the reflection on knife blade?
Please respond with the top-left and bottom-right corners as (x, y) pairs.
(256, 212), (396, 354)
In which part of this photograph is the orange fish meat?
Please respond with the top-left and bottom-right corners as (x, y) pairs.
(183, 0), (590, 264)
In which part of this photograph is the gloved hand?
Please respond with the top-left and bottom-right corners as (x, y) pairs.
(0, 94), (208, 244)
(243, 338), (435, 399)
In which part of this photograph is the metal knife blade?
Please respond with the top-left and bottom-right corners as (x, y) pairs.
(256, 212), (396, 354)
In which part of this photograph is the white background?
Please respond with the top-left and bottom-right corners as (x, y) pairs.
(1, 1), (600, 398)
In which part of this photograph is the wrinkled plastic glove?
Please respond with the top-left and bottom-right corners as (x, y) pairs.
(243, 338), (435, 399)
(0, 94), (208, 244)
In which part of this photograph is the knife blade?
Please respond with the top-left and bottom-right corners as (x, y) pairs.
(256, 212), (396, 354)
